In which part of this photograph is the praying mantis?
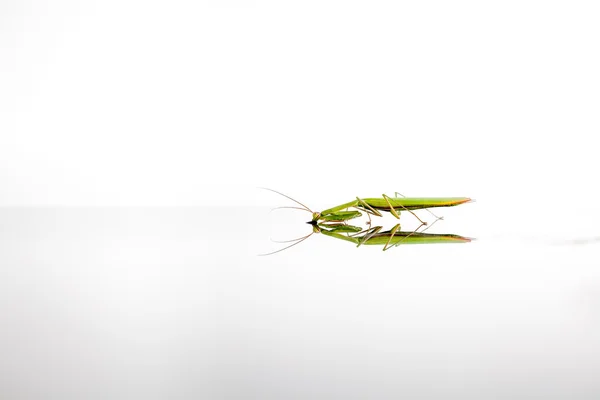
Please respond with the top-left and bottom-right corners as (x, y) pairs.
(313, 194), (471, 225)
(260, 188), (472, 255)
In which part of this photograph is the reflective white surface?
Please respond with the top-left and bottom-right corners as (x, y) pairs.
(1, 206), (599, 399)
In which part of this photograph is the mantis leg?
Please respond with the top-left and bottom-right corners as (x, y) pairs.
(390, 222), (427, 249)
(383, 194), (428, 225)
(394, 192), (443, 221)
(356, 226), (382, 247)
(383, 223), (401, 251)
(319, 200), (362, 217)
(356, 197), (383, 217)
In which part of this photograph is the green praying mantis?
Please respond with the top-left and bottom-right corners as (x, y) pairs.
(261, 188), (472, 255)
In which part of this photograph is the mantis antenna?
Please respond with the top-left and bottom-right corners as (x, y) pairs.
(259, 187), (313, 213)
(259, 188), (319, 255)
(258, 232), (314, 256)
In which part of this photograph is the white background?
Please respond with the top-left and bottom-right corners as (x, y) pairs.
(1, 0), (598, 208)
(2, 1), (600, 399)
